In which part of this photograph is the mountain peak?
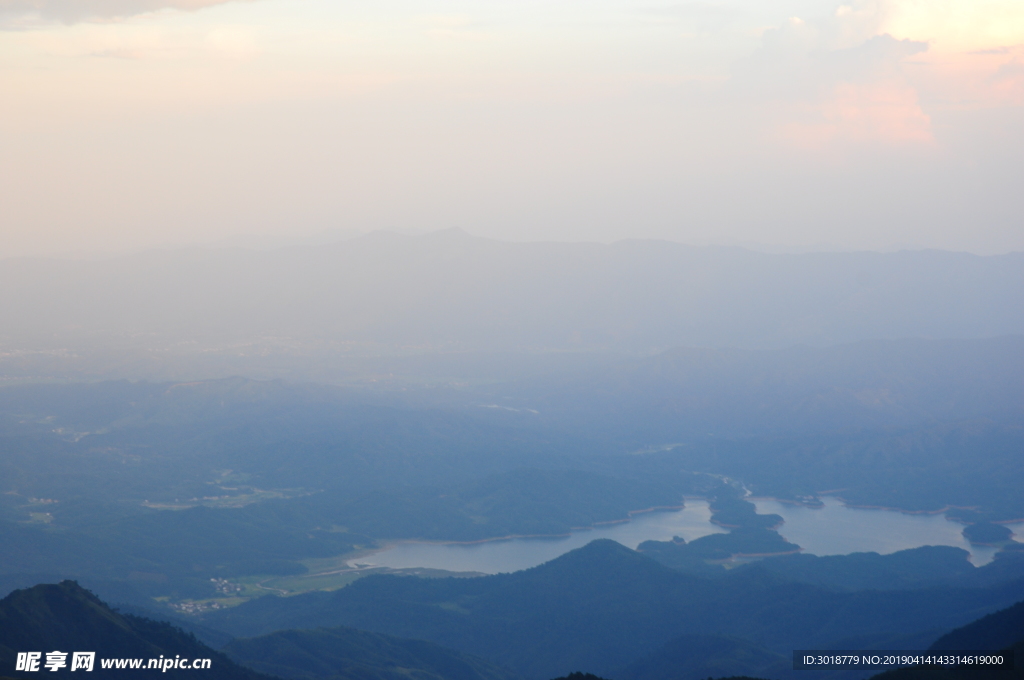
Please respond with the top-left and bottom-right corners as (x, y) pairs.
(523, 539), (676, 581)
(0, 582), (269, 679)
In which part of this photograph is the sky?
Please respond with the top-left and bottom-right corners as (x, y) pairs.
(1, 0), (1022, 257)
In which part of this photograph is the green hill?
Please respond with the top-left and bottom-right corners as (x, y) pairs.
(203, 540), (1024, 680)
(734, 546), (982, 591)
(225, 625), (520, 680)
(613, 634), (784, 680)
(0, 581), (270, 679)
(929, 599), (1024, 651)
(856, 601), (1024, 680)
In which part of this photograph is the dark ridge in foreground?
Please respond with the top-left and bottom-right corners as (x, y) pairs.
(0, 581), (269, 679)
(224, 625), (520, 680)
(613, 633), (784, 680)
(548, 676), (771, 680)
(930, 599), (1024, 651)
(851, 600), (1024, 680)
(202, 539), (1024, 679)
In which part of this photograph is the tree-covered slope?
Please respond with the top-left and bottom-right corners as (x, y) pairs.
(203, 540), (1024, 680)
(929, 599), (1024, 651)
(225, 625), (520, 680)
(613, 634), (785, 680)
(0, 581), (270, 679)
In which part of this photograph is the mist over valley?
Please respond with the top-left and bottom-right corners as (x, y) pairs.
(2, 232), (1023, 679)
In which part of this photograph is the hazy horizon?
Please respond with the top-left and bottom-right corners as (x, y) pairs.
(3, 0), (1023, 258)
(7, 226), (1024, 263)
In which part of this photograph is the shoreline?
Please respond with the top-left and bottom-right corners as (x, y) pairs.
(751, 494), (1024, 524)
(353, 503), (695, 552)
(338, 495), (1024, 572)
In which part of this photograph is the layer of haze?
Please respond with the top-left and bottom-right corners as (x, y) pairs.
(1, 0), (1023, 257)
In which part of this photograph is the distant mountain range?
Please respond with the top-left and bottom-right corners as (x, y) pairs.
(2, 231), (1021, 362)
(493, 336), (1024, 437)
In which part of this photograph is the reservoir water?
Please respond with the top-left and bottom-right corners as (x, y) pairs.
(752, 497), (1016, 565)
(354, 497), (1023, 574)
(354, 500), (724, 574)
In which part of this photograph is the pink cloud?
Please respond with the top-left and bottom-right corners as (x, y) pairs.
(782, 81), (933, 148)
(992, 59), (1024, 104)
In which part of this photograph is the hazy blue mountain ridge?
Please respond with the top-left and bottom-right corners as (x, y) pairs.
(201, 540), (1024, 679)
(2, 232), (1022, 359)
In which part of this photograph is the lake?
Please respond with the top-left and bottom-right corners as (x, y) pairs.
(753, 497), (1021, 567)
(352, 497), (1023, 574)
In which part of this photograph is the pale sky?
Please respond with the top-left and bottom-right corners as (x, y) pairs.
(1, 0), (1022, 257)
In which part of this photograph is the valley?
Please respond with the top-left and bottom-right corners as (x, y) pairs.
(2, 316), (1023, 680)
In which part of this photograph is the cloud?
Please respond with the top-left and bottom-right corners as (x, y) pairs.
(882, 0), (1024, 55)
(968, 46), (1010, 56)
(0, 0), (245, 27)
(992, 58), (1024, 104)
(779, 81), (932, 147)
(730, 2), (933, 148)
